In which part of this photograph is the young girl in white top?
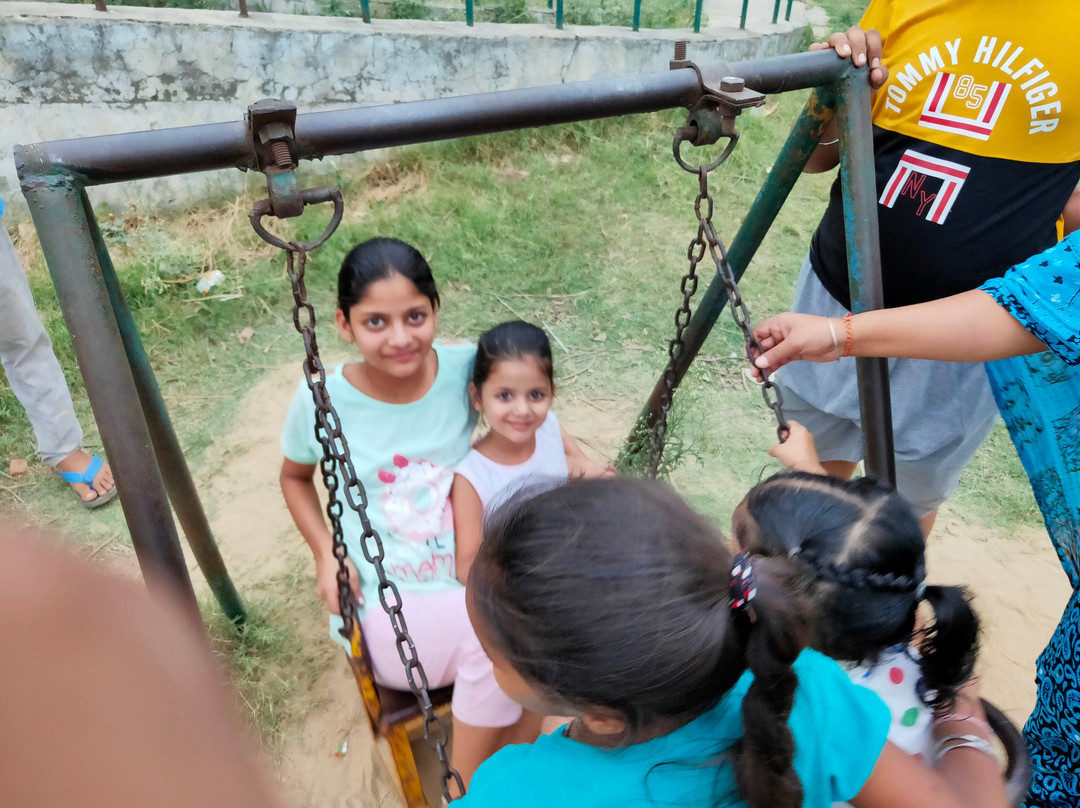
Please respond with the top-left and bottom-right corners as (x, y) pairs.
(740, 423), (984, 770)
(452, 320), (590, 584)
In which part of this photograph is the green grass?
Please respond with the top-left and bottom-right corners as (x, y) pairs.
(806, 0), (866, 31)
(203, 575), (332, 750)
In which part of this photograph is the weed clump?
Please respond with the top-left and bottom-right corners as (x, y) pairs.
(203, 594), (323, 750)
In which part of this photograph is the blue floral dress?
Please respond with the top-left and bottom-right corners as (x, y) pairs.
(981, 230), (1080, 808)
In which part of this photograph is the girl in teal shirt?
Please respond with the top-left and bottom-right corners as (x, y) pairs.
(461, 477), (1007, 808)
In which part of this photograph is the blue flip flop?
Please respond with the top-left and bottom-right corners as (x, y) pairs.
(58, 453), (119, 510)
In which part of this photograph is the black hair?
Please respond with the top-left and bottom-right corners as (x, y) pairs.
(337, 237), (440, 317)
(472, 321), (554, 389)
(470, 477), (809, 808)
(734, 471), (979, 711)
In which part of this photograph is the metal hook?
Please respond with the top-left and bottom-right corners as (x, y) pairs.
(672, 126), (739, 174)
(249, 185), (345, 252)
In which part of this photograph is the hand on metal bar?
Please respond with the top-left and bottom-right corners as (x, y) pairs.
(809, 25), (889, 90)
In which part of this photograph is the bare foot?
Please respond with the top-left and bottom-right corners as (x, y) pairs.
(55, 450), (115, 504)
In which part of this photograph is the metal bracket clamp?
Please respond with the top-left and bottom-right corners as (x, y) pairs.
(684, 77), (766, 146)
(250, 185), (344, 252)
(668, 44), (765, 170)
(248, 99), (303, 219)
(714, 77), (766, 114)
(672, 75), (767, 172)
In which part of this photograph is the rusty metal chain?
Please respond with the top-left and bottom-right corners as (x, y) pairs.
(700, 200), (790, 444)
(650, 127), (788, 477)
(251, 195), (462, 800)
(647, 161), (707, 478)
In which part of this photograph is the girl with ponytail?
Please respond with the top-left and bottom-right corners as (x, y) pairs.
(753, 423), (989, 768)
(456, 477), (1005, 808)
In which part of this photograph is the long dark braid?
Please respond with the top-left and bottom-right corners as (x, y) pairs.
(732, 557), (807, 808)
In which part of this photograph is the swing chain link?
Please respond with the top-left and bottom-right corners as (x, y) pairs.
(700, 199), (790, 444)
(647, 162), (707, 478)
(650, 127), (788, 477)
(279, 242), (463, 803)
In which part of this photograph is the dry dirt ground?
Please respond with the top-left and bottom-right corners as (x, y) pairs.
(34, 361), (1075, 807)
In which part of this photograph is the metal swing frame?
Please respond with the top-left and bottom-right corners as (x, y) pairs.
(15, 48), (895, 617)
(16, 48), (897, 800)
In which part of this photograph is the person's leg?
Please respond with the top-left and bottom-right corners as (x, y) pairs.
(887, 358), (999, 535)
(55, 450), (116, 504)
(443, 589), (529, 792)
(0, 228), (114, 503)
(361, 587), (525, 793)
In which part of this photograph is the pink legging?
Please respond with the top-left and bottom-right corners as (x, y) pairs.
(360, 586), (522, 728)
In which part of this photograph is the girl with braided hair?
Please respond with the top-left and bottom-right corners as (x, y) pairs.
(456, 477), (1005, 808)
(741, 422), (984, 766)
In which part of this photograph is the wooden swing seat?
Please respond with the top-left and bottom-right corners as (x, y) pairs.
(347, 628), (454, 808)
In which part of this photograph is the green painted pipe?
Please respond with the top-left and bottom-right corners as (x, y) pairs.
(23, 179), (200, 615)
(80, 189), (247, 623)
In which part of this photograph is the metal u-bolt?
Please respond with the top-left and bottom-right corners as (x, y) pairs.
(674, 41), (687, 61)
(718, 77), (745, 137)
(271, 140), (293, 169)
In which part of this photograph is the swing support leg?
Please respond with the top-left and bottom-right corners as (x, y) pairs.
(834, 71), (896, 485)
(22, 180), (246, 622)
(23, 179), (201, 616)
(82, 190), (247, 623)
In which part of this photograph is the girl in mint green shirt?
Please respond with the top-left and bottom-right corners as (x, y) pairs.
(280, 238), (530, 793)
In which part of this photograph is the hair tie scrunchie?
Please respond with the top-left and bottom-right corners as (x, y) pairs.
(730, 551), (758, 619)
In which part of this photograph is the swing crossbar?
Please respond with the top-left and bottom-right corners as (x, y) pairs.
(18, 51), (848, 187)
(15, 47), (893, 609)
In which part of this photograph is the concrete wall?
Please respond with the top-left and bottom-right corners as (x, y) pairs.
(0, 1), (807, 213)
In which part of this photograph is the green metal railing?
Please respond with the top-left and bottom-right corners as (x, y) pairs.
(86, 0), (793, 31)
(740, 0), (793, 30)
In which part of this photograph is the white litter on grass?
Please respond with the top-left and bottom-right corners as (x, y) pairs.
(196, 270), (225, 295)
